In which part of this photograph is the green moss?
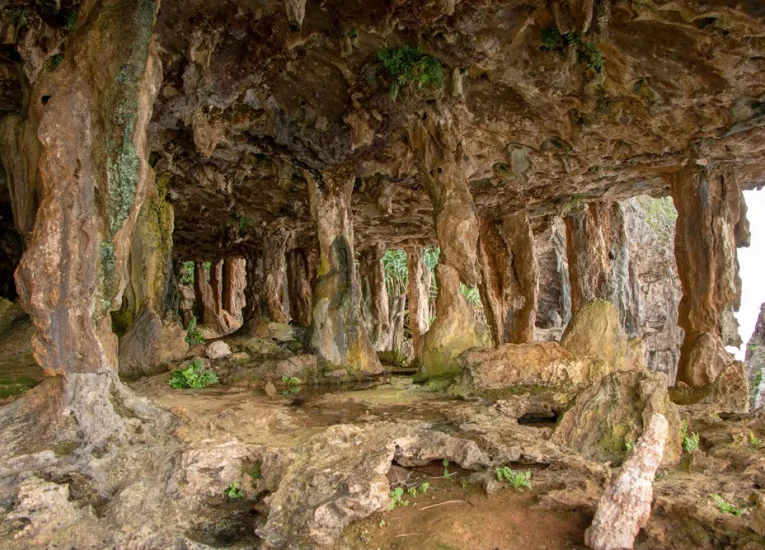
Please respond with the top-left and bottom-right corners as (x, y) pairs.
(0, 376), (40, 399)
(540, 26), (604, 73)
(598, 423), (630, 458)
(46, 53), (64, 71)
(53, 441), (80, 457)
(377, 45), (443, 99)
(64, 9), (78, 33)
(637, 196), (677, 245)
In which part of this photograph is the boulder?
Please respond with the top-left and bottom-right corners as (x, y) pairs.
(118, 308), (189, 378)
(267, 322), (297, 342)
(585, 413), (669, 550)
(561, 299), (646, 372)
(552, 370), (682, 466)
(273, 354), (317, 379)
(206, 340), (232, 360)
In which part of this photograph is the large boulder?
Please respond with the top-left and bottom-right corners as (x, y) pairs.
(561, 299), (646, 372)
(552, 370), (682, 466)
(118, 308), (189, 378)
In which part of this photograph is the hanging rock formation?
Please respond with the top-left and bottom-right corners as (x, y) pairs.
(478, 212), (538, 345)
(307, 166), (382, 375)
(669, 165), (749, 386)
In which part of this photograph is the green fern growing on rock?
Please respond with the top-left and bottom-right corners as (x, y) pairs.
(496, 467), (532, 491)
(377, 45), (443, 99)
(169, 359), (219, 389)
(185, 316), (204, 346)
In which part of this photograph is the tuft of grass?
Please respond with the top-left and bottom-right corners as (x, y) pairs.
(681, 421), (700, 453)
(169, 359), (219, 389)
(495, 467), (532, 491)
(224, 482), (244, 499)
(185, 317), (204, 346)
(709, 494), (745, 516)
(749, 431), (763, 449)
(377, 45), (443, 100)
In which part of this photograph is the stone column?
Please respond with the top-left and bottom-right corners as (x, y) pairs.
(669, 165), (748, 386)
(210, 259), (224, 313)
(264, 227), (289, 324)
(406, 246), (431, 365)
(287, 248), (316, 328)
(193, 261), (217, 327)
(239, 250), (264, 336)
(564, 201), (640, 334)
(359, 244), (391, 351)
(477, 212), (538, 345)
(407, 109), (482, 377)
(307, 165), (382, 375)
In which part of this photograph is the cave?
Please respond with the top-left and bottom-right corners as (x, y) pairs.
(1, 1), (765, 549)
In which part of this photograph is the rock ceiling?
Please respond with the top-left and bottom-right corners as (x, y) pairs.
(2, 0), (765, 259)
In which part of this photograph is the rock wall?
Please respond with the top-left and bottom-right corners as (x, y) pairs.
(746, 303), (765, 408)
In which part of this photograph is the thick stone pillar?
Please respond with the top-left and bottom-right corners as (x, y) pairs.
(210, 259), (224, 313)
(307, 165), (382, 375)
(194, 262), (215, 325)
(477, 212), (538, 345)
(13, 0), (161, 376)
(264, 227), (289, 324)
(287, 248), (316, 328)
(669, 165), (748, 386)
(0, 115), (40, 242)
(359, 244), (391, 351)
(222, 257), (245, 315)
(564, 201), (640, 334)
(407, 109), (482, 377)
(406, 246), (431, 365)
(239, 251), (264, 336)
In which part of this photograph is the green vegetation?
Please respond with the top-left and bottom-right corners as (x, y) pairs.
(624, 439), (634, 453)
(224, 482), (244, 499)
(185, 317), (204, 346)
(388, 487), (409, 509)
(495, 467), (532, 491)
(639, 196), (677, 245)
(442, 458), (456, 479)
(460, 284), (481, 307)
(281, 376), (301, 385)
(180, 261), (195, 285)
(382, 249), (408, 297)
(751, 368), (763, 403)
(539, 26), (604, 73)
(46, 53), (64, 71)
(7, 8), (29, 30)
(681, 421), (700, 453)
(378, 349), (410, 367)
(749, 431), (763, 449)
(228, 213), (253, 232)
(406, 482), (430, 498)
(0, 376), (40, 400)
(169, 359), (219, 389)
(377, 45), (443, 99)
(64, 10), (78, 33)
(709, 494), (745, 516)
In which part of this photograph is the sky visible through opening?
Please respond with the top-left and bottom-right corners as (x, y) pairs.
(733, 189), (765, 359)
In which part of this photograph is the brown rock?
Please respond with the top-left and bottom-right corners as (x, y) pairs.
(273, 354), (317, 379)
(263, 226), (290, 324)
(206, 340), (232, 360)
(264, 381), (278, 398)
(406, 246), (431, 366)
(118, 308), (188, 378)
(286, 248), (316, 329)
(584, 413), (669, 550)
(359, 243), (391, 351)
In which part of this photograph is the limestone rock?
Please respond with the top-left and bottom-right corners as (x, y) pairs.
(584, 413), (669, 550)
(273, 354), (317, 379)
(206, 340), (232, 360)
(267, 322), (296, 343)
(552, 370), (682, 466)
(119, 308), (189, 378)
(265, 381), (278, 398)
(561, 299), (646, 372)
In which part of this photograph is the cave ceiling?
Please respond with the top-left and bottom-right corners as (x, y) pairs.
(1, 0), (765, 259)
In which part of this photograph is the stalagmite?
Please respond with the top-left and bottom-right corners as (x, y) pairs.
(307, 165), (382, 374)
(564, 201), (640, 334)
(407, 109), (482, 377)
(406, 246), (431, 365)
(669, 165), (748, 386)
(264, 227), (290, 324)
(359, 243), (391, 351)
(287, 248), (316, 328)
(477, 212), (538, 345)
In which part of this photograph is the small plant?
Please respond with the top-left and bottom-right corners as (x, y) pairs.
(577, 41), (604, 72)
(64, 10), (78, 33)
(406, 482), (431, 498)
(169, 359), (219, 389)
(495, 467), (532, 491)
(180, 261), (195, 285)
(388, 487), (409, 509)
(442, 458), (456, 479)
(227, 213), (252, 232)
(185, 317), (204, 346)
(710, 494), (745, 516)
(224, 482), (244, 499)
(749, 431), (763, 449)
(46, 53), (64, 71)
(282, 376), (301, 385)
(540, 26), (603, 73)
(624, 439), (634, 453)
(377, 45), (443, 99)
(681, 422), (700, 453)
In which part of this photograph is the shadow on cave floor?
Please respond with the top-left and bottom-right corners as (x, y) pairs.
(0, 307), (43, 403)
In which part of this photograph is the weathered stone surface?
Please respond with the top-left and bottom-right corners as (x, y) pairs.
(746, 303), (765, 409)
(552, 370), (682, 466)
(0, 114), (39, 240)
(206, 340), (232, 360)
(359, 243), (391, 351)
(307, 166), (382, 375)
(669, 166), (747, 386)
(584, 413), (669, 550)
(273, 354), (317, 378)
(13, 0), (161, 375)
(561, 299), (646, 373)
(118, 307), (188, 377)
(286, 248), (316, 329)
(477, 212), (538, 345)
(406, 246), (431, 366)
(419, 263), (483, 378)
(534, 217), (571, 328)
(263, 226), (290, 324)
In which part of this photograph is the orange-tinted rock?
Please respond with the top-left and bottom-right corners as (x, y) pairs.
(406, 246), (431, 366)
(286, 248), (316, 329)
(359, 243), (390, 351)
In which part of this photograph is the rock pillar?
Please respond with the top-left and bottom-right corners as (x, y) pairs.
(407, 109), (482, 377)
(406, 246), (431, 365)
(210, 259), (224, 313)
(669, 165), (748, 386)
(239, 251), (264, 336)
(477, 212), (538, 345)
(13, 0), (161, 376)
(359, 244), (391, 351)
(287, 248), (316, 328)
(564, 201), (640, 334)
(307, 166), (382, 375)
(222, 257), (246, 316)
(264, 227), (289, 324)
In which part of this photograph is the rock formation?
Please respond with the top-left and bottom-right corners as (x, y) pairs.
(747, 303), (765, 409)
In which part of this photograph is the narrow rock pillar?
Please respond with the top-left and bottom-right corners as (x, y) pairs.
(669, 165), (748, 386)
(407, 109), (482, 377)
(287, 248), (316, 328)
(264, 227), (290, 324)
(359, 244), (391, 351)
(239, 251), (264, 336)
(477, 212), (538, 345)
(307, 166), (382, 375)
(564, 201), (640, 334)
(210, 260), (224, 314)
(406, 246), (431, 365)
(14, 0), (161, 376)
(193, 262), (214, 324)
